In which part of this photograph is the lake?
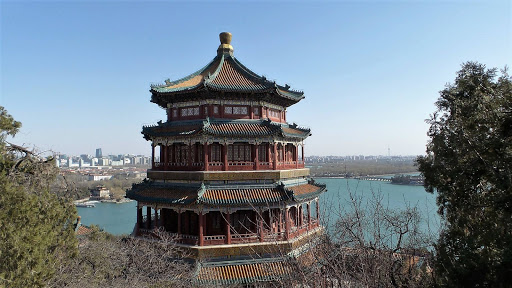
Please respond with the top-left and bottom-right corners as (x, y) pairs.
(77, 178), (440, 236)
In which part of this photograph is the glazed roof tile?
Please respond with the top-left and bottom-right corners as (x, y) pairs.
(75, 225), (93, 236)
(200, 188), (288, 205)
(205, 121), (278, 136)
(142, 119), (310, 140)
(196, 258), (291, 285)
(286, 183), (326, 201)
(126, 182), (199, 205)
(126, 181), (326, 206)
(209, 58), (266, 90)
(150, 51), (304, 107)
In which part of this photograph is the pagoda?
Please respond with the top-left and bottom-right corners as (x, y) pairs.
(127, 32), (326, 285)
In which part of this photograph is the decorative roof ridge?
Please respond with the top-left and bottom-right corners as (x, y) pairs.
(201, 117), (211, 131)
(278, 182), (294, 200)
(197, 182), (206, 198)
(283, 180), (326, 202)
(229, 55), (274, 87)
(204, 54), (225, 84)
(275, 87), (305, 100)
(150, 56), (219, 89)
(277, 86), (304, 95)
(142, 119), (204, 129)
(266, 121), (311, 135)
(129, 179), (202, 190)
(286, 122), (311, 132)
(209, 118), (267, 124)
(204, 183), (279, 190)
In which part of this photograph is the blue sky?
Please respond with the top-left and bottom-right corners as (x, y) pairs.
(1, 1), (510, 157)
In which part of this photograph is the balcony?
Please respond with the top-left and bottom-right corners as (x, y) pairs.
(152, 160), (305, 171)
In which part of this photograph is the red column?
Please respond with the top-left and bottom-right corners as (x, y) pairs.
(177, 211), (182, 235)
(223, 144), (228, 171)
(146, 206), (152, 229)
(254, 143), (259, 170)
(307, 203), (311, 229)
(198, 212), (204, 246)
(316, 200), (320, 222)
(188, 144), (193, 168)
(284, 208), (290, 240)
(154, 209), (159, 228)
(137, 207), (143, 226)
(159, 145), (164, 166)
(295, 145), (299, 168)
(163, 145), (168, 170)
(267, 143), (271, 163)
(160, 209), (165, 229)
(259, 212), (264, 242)
(151, 144), (155, 169)
(250, 106), (254, 119)
(273, 143), (278, 170)
(183, 212), (189, 234)
(278, 209), (282, 233)
(299, 204), (304, 227)
(203, 143), (209, 171)
(225, 212), (231, 244)
(302, 145), (305, 166)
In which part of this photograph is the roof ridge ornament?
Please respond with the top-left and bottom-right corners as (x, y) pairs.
(217, 32), (234, 56)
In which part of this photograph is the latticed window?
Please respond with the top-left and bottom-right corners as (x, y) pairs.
(204, 106), (208, 116)
(197, 144), (203, 162)
(245, 145), (251, 160)
(175, 145), (188, 163)
(180, 107), (199, 117)
(228, 144), (251, 161)
(258, 144), (267, 162)
(231, 106), (248, 115)
(228, 145), (233, 161)
(172, 109), (177, 118)
(213, 106), (219, 114)
(269, 109), (281, 118)
(224, 106), (233, 114)
(211, 144), (221, 162)
(253, 107), (260, 116)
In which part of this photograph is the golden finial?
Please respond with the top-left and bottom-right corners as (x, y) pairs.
(218, 32), (233, 55)
(219, 32), (232, 45)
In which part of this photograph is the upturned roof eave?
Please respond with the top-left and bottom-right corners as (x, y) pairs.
(141, 118), (311, 140)
(149, 53), (305, 105)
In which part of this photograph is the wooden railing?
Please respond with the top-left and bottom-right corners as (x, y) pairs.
(152, 160), (305, 171)
(138, 221), (320, 246)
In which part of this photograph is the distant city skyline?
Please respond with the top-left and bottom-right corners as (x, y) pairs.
(2, 1), (510, 156)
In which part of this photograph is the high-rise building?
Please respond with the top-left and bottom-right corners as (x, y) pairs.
(127, 32), (325, 285)
(95, 148), (102, 158)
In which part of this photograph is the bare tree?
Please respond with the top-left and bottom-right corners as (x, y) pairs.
(49, 229), (194, 288)
(282, 184), (435, 288)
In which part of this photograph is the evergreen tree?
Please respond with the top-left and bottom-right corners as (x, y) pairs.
(417, 62), (512, 287)
(0, 107), (78, 287)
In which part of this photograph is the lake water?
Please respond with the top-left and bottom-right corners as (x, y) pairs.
(77, 178), (440, 236)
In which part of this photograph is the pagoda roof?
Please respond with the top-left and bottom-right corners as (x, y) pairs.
(195, 257), (292, 285)
(150, 33), (304, 108)
(142, 118), (311, 141)
(126, 181), (325, 206)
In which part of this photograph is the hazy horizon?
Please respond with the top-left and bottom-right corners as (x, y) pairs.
(2, 1), (510, 157)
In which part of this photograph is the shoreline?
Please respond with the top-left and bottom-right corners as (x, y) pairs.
(313, 171), (420, 179)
